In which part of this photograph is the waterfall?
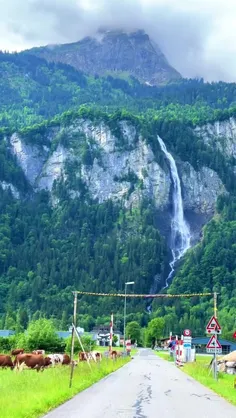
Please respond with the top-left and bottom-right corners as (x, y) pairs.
(157, 136), (191, 287)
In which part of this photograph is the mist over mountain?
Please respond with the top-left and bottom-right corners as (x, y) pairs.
(1, 0), (236, 82)
(27, 30), (181, 85)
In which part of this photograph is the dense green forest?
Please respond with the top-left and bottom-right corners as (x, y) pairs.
(0, 50), (235, 339)
(1, 51), (236, 129)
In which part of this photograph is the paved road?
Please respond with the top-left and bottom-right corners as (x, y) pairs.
(45, 349), (236, 418)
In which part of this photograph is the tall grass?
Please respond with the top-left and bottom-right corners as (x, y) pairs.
(0, 358), (129, 418)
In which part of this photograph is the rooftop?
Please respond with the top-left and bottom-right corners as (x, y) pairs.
(192, 337), (236, 349)
(0, 330), (16, 337)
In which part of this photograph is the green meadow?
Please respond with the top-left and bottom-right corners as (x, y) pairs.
(0, 358), (130, 418)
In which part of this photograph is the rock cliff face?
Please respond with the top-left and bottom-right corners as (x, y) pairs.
(8, 118), (227, 218)
(180, 163), (225, 214)
(10, 133), (49, 186)
(195, 117), (236, 160)
(0, 181), (20, 199)
(26, 30), (181, 85)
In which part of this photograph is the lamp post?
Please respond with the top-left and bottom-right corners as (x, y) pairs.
(123, 281), (135, 352)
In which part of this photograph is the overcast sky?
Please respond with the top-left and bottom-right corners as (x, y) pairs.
(1, 0), (236, 82)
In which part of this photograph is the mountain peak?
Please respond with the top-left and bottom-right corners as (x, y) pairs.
(26, 29), (181, 85)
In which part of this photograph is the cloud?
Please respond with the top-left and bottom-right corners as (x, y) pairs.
(0, 0), (236, 81)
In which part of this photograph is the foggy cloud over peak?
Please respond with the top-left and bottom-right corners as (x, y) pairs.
(1, 0), (236, 82)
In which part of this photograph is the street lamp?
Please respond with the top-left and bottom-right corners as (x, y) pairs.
(123, 281), (135, 352)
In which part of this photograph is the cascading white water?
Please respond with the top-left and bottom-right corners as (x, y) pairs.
(157, 136), (191, 287)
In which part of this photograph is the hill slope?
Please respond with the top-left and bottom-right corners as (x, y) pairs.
(1, 50), (236, 131)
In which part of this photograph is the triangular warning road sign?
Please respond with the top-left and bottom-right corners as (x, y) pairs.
(206, 335), (222, 349)
(206, 316), (221, 333)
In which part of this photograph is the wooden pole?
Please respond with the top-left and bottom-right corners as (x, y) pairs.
(109, 312), (113, 353)
(69, 292), (78, 388)
(73, 324), (92, 369)
(214, 292), (217, 318)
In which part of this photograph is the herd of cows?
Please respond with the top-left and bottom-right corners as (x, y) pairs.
(0, 348), (123, 372)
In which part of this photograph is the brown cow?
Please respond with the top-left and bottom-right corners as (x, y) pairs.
(62, 354), (71, 365)
(14, 353), (46, 372)
(0, 354), (14, 369)
(44, 357), (52, 367)
(110, 350), (118, 360)
(11, 349), (24, 356)
(95, 352), (102, 362)
(79, 352), (89, 362)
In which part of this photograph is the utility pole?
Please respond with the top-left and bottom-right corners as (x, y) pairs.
(69, 291), (78, 388)
(123, 282), (134, 353)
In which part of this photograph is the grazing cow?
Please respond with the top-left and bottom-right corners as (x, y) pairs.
(44, 357), (52, 367)
(32, 350), (45, 356)
(47, 353), (71, 366)
(14, 354), (46, 372)
(110, 350), (118, 360)
(79, 352), (89, 362)
(95, 352), (102, 362)
(47, 354), (64, 366)
(62, 354), (71, 365)
(90, 351), (102, 362)
(0, 354), (14, 369)
(11, 349), (24, 356)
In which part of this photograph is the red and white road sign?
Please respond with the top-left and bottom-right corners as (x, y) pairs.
(233, 332), (236, 339)
(183, 329), (191, 337)
(126, 339), (131, 352)
(206, 335), (222, 353)
(206, 316), (222, 334)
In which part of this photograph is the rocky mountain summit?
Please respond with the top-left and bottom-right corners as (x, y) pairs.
(26, 30), (181, 85)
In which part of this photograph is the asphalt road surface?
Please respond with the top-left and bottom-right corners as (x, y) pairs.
(45, 349), (236, 418)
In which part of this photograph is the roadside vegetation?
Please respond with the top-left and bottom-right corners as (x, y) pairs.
(156, 351), (236, 406)
(0, 357), (130, 418)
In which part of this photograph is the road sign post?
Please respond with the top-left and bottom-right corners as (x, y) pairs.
(206, 301), (222, 381)
(206, 316), (222, 335)
(206, 335), (222, 354)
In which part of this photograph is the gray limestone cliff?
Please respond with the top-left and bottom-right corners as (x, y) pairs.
(8, 118), (228, 218)
(180, 163), (225, 214)
(10, 133), (49, 185)
(195, 117), (236, 161)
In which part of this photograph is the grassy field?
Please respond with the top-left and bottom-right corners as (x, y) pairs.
(156, 351), (236, 406)
(0, 357), (130, 418)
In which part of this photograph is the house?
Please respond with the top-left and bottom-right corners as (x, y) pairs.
(192, 337), (236, 354)
(90, 326), (122, 347)
(0, 330), (15, 338)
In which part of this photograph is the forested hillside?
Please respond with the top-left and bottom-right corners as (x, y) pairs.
(1, 51), (236, 129)
(0, 49), (235, 339)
